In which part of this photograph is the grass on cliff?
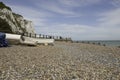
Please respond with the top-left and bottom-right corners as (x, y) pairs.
(0, 2), (11, 11)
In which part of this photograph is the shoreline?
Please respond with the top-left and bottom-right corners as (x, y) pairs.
(72, 40), (120, 48)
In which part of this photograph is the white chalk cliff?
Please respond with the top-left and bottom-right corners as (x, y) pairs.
(0, 2), (35, 34)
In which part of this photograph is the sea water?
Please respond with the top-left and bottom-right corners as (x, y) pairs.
(77, 40), (120, 47)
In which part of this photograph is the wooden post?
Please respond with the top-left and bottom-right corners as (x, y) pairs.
(66, 38), (68, 42)
(21, 33), (24, 36)
(60, 36), (62, 39)
(103, 44), (106, 46)
(29, 33), (32, 37)
(49, 36), (52, 39)
(39, 34), (41, 38)
(98, 42), (101, 45)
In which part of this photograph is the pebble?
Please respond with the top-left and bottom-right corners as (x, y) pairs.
(0, 42), (120, 80)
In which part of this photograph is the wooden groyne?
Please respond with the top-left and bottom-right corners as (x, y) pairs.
(5, 33), (55, 46)
(73, 41), (106, 46)
(16, 32), (72, 42)
(5, 32), (72, 46)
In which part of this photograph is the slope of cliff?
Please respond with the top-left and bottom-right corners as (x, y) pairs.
(0, 2), (35, 34)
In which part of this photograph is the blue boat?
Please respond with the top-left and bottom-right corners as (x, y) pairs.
(0, 32), (8, 47)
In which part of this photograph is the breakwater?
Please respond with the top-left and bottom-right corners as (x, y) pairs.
(15, 32), (72, 42)
(73, 40), (120, 47)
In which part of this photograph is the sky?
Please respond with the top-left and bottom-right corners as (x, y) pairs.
(1, 0), (120, 40)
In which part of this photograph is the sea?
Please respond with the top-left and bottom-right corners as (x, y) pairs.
(75, 40), (120, 47)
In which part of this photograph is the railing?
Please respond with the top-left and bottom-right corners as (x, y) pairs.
(16, 32), (72, 42)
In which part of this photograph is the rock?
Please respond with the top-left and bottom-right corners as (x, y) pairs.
(0, 2), (35, 34)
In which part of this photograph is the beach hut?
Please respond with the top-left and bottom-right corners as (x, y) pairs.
(0, 32), (8, 47)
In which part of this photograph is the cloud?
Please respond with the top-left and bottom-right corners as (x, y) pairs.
(37, 3), (74, 15)
(6, 4), (53, 29)
(7, 4), (52, 19)
(35, 23), (120, 40)
(34, 0), (81, 17)
(98, 8), (120, 27)
(4, 0), (120, 40)
(111, 0), (120, 7)
(36, 7), (120, 40)
(58, 0), (101, 7)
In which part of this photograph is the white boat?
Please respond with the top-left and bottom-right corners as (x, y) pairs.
(6, 33), (21, 40)
(21, 36), (54, 46)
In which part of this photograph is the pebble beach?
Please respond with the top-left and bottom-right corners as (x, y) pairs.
(0, 42), (120, 80)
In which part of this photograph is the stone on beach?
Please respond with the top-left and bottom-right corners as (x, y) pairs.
(0, 42), (120, 80)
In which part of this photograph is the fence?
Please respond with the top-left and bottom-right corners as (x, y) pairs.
(16, 32), (72, 42)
